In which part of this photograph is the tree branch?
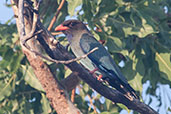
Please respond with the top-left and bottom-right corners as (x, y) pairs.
(12, 0), (82, 114)
(14, 0), (158, 114)
(36, 22), (158, 114)
(49, 43), (158, 114)
(61, 72), (81, 91)
(36, 15), (158, 114)
(48, 0), (66, 31)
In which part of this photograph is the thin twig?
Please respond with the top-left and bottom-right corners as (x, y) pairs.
(18, 0), (25, 37)
(30, 47), (98, 64)
(21, 0), (40, 50)
(19, 0), (98, 65)
(51, 32), (63, 35)
(48, 0), (66, 31)
(71, 88), (76, 103)
(87, 94), (97, 114)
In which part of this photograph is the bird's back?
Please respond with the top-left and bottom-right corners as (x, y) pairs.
(79, 33), (138, 99)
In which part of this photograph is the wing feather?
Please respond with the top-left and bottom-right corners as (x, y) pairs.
(79, 33), (128, 84)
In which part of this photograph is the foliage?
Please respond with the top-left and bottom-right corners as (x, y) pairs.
(0, 0), (171, 114)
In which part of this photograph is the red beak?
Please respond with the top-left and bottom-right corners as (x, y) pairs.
(55, 24), (69, 31)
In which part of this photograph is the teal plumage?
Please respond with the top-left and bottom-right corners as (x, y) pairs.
(55, 20), (138, 100)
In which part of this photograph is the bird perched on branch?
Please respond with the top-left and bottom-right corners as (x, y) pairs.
(55, 20), (138, 100)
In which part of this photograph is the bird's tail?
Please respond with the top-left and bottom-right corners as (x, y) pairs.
(108, 79), (139, 100)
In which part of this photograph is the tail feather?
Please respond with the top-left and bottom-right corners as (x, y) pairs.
(124, 83), (139, 100)
(108, 79), (139, 100)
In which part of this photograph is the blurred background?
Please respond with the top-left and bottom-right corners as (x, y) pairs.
(0, 0), (171, 114)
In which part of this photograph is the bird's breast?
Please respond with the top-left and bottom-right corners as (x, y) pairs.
(70, 37), (97, 72)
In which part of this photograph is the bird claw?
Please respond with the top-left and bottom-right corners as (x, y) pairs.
(49, 38), (59, 46)
(91, 73), (103, 82)
(97, 75), (103, 81)
(124, 92), (134, 101)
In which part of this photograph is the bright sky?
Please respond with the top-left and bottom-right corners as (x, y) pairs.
(0, 0), (14, 23)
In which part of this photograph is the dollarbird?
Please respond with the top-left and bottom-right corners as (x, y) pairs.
(55, 20), (138, 100)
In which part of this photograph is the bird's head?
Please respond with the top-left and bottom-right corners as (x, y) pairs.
(55, 20), (87, 35)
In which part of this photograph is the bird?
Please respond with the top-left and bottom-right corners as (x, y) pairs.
(55, 20), (138, 100)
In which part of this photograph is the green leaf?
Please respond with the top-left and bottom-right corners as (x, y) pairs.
(121, 50), (143, 92)
(106, 36), (123, 53)
(9, 52), (24, 73)
(136, 59), (145, 76)
(100, 111), (111, 114)
(122, 17), (157, 38)
(22, 65), (44, 92)
(121, 60), (136, 81)
(22, 99), (34, 114)
(0, 79), (12, 101)
(117, 103), (129, 112)
(82, 0), (94, 22)
(129, 72), (143, 92)
(67, 0), (82, 16)
(64, 68), (72, 77)
(155, 53), (171, 81)
(41, 93), (51, 114)
(104, 99), (111, 110)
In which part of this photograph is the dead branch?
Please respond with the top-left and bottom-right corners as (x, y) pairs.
(71, 88), (76, 103)
(48, 0), (66, 31)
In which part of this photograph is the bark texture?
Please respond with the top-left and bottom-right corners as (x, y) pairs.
(11, 0), (158, 114)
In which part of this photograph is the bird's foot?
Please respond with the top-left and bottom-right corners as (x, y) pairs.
(124, 92), (134, 101)
(97, 74), (103, 81)
(91, 73), (103, 82)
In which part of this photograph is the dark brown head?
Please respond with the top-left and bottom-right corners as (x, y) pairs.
(55, 20), (87, 35)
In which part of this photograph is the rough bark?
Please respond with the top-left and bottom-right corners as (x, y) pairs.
(11, 0), (82, 114)
(11, 0), (158, 114)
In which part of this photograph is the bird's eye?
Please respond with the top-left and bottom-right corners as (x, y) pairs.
(70, 22), (76, 26)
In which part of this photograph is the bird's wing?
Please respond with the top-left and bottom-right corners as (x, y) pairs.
(79, 33), (128, 84)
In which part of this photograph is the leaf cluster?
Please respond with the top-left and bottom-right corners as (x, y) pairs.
(0, 0), (171, 113)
